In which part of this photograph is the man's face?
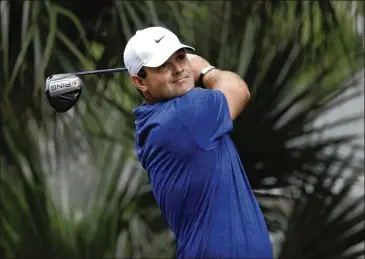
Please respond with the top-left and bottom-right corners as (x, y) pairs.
(132, 49), (195, 102)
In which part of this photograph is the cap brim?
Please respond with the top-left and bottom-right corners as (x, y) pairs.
(144, 43), (195, 68)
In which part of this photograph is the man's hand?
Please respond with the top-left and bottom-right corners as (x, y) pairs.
(187, 54), (210, 82)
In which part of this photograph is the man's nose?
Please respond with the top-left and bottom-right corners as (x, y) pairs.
(172, 62), (183, 75)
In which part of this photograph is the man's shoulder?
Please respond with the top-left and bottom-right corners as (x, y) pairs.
(145, 89), (205, 122)
(135, 101), (195, 158)
(172, 88), (207, 115)
(173, 88), (226, 123)
(177, 87), (208, 103)
(135, 101), (182, 140)
(175, 87), (226, 112)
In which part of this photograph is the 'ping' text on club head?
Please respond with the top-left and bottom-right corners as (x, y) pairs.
(47, 77), (81, 97)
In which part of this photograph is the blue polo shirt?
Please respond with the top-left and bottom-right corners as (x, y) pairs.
(133, 88), (273, 258)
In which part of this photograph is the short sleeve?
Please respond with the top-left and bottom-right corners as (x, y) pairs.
(175, 88), (233, 150)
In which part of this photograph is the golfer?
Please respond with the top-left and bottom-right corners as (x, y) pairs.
(124, 26), (273, 258)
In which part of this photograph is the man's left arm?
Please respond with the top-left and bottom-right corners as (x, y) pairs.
(188, 54), (250, 121)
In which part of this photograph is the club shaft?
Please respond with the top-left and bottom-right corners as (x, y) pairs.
(74, 67), (127, 76)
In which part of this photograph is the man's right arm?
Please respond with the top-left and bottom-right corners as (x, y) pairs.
(188, 54), (250, 121)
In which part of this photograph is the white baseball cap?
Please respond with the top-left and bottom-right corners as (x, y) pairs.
(123, 26), (195, 75)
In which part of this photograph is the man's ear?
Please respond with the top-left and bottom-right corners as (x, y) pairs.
(130, 75), (148, 92)
(131, 75), (148, 92)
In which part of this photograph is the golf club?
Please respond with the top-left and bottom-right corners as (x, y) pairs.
(45, 67), (127, 113)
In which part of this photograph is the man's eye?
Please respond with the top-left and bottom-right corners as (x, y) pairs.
(177, 54), (186, 61)
(159, 62), (168, 69)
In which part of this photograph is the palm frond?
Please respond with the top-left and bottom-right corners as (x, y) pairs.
(277, 150), (364, 259)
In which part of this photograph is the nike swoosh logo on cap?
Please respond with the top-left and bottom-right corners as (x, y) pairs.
(155, 35), (165, 43)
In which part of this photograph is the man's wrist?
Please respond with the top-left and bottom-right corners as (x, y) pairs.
(198, 65), (216, 88)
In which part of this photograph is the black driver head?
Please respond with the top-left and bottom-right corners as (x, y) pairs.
(45, 74), (83, 113)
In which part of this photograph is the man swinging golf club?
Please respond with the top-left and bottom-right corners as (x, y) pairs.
(124, 27), (273, 258)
